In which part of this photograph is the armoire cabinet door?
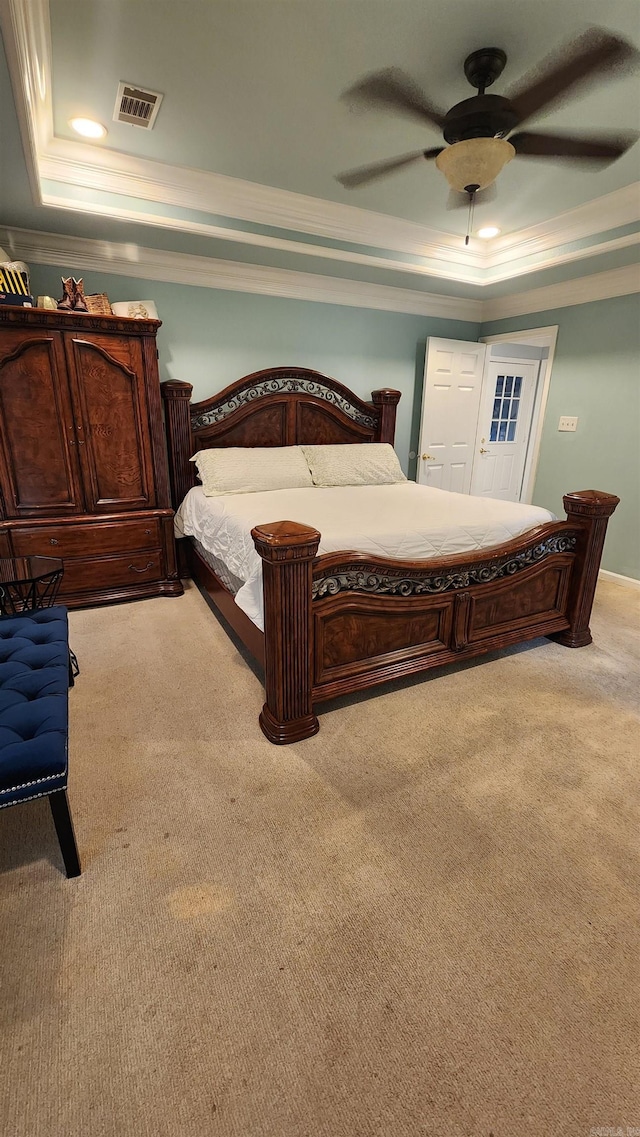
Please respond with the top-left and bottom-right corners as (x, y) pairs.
(64, 333), (156, 512)
(0, 329), (84, 518)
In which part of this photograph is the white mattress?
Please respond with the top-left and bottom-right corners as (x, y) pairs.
(175, 483), (555, 630)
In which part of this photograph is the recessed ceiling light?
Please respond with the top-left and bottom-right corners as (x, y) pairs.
(477, 226), (501, 239)
(69, 117), (107, 140)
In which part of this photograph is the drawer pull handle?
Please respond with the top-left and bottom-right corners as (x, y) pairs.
(129, 561), (154, 573)
(50, 538), (59, 546)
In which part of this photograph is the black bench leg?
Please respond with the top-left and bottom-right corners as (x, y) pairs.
(49, 790), (81, 877)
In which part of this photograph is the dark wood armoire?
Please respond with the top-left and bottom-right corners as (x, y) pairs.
(0, 306), (183, 607)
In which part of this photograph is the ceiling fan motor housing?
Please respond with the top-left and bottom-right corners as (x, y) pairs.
(463, 47), (508, 91)
(443, 95), (519, 144)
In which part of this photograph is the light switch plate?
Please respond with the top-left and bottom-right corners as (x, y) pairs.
(558, 416), (578, 432)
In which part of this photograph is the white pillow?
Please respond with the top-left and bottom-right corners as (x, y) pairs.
(301, 443), (406, 487)
(190, 446), (313, 496)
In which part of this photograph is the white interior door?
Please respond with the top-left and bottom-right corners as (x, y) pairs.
(417, 338), (486, 493)
(470, 359), (539, 500)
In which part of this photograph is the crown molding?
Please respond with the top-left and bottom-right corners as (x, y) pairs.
(0, 0), (50, 200)
(39, 183), (639, 290)
(0, 226), (483, 322)
(486, 184), (640, 268)
(38, 140), (640, 285)
(482, 263), (640, 322)
(39, 140), (477, 268)
(38, 187), (488, 285)
(483, 230), (639, 284)
(3, 0), (639, 290)
(4, 225), (638, 325)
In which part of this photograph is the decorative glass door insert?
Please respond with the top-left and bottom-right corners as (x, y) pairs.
(489, 374), (523, 444)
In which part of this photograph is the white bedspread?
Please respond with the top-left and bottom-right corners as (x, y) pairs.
(175, 483), (555, 630)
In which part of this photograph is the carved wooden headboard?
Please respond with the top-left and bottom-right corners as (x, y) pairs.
(161, 366), (401, 508)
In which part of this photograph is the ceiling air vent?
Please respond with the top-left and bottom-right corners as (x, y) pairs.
(113, 82), (163, 129)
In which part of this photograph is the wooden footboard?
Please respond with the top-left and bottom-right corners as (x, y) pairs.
(253, 490), (619, 744)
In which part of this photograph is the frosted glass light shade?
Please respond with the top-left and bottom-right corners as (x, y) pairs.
(435, 138), (515, 192)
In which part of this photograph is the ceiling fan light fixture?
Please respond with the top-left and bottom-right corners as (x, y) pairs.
(435, 137), (515, 192)
(477, 225), (501, 238)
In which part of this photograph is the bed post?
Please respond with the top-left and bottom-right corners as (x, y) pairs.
(252, 521), (321, 744)
(554, 490), (620, 648)
(161, 380), (194, 509)
(372, 389), (401, 444)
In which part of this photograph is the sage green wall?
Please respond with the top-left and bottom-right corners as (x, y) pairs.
(481, 293), (640, 580)
(28, 263), (480, 474)
(26, 264), (639, 578)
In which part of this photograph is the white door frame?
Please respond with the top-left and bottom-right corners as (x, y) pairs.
(480, 325), (558, 505)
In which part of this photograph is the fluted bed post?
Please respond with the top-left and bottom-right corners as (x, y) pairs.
(161, 380), (194, 509)
(554, 490), (620, 648)
(371, 389), (401, 445)
(252, 521), (321, 744)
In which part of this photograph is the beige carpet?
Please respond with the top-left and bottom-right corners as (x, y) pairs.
(1, 579), (638, 1137)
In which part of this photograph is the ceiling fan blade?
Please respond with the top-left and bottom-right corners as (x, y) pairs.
(446, 182), (497, 210)
(341, 68), (446, 130)
(336, 148), (442, 189)
(510, 130), (638, 162)
(505, 28), (640, 126)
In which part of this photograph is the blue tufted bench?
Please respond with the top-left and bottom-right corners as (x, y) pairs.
(0, 606), (81, 877)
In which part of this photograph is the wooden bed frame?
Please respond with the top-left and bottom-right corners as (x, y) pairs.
(162, 366), (619, 744)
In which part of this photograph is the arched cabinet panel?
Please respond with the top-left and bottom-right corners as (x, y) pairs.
(0, 331), (83, 517)
(65, 335), (154, 511)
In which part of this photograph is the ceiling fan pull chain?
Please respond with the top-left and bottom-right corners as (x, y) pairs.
(464, 188), (477, 246)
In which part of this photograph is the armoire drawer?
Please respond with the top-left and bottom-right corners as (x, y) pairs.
(12, 518), (162, 559)
(60, 550), (165, 594)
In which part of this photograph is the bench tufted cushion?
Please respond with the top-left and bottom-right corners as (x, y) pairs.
(0, 607), (70, 807)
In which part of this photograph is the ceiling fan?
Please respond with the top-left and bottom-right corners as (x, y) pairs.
(336, 27), (639, 217)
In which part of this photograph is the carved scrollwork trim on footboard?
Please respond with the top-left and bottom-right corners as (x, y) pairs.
(312, 531), (580, 600)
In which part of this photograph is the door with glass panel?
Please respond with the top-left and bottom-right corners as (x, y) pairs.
(469, 359), (538, 501)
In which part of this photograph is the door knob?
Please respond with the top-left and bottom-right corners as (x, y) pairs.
(422, 453), (435, 461)
(479, 447), (488, 454)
